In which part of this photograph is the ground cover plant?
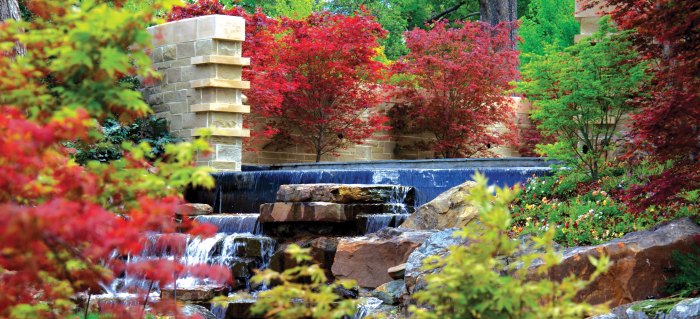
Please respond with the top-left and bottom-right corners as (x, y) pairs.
(0, 0), (228, 317)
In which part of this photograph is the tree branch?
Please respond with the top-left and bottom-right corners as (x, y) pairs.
(427, 1), (467, 24)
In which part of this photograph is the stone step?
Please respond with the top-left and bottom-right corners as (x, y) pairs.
(275, 184), (415, 204)
(258, 202), (414, 223)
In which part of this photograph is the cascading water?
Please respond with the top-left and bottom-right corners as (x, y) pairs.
(361, 185), (414, 233)
(194, 214), (262, 235)
(186, 160), (551, 214)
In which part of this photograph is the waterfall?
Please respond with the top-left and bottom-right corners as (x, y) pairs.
(361, 213), (410, 234)
(195, 214), (262, 235)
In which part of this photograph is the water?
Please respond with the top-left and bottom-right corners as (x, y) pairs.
(354, 297), (384, 319)
(195, 214), (262, 235)
(186, 166), (550, 214)
(362, 213), (410, 234)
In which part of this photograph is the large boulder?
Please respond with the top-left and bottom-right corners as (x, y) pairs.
(332, 228), (433, 288)
(541, 218), (700, 307)
(276, 184), (415, 204)
(404, 229), (468, 293)
(400, 181), (478, 230)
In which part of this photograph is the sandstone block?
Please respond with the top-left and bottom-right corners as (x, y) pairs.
(401, 181), (479, 230)
(275, 184), (415, 204)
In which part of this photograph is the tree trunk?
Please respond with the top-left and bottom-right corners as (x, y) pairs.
(1, 0), (25, 56)
(479, 0), (517, 45)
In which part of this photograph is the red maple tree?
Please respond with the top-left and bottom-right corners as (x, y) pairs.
(169, 2), (390, 162)
(0, 1), (229, 317)
(391, 20), (519, 158)
(584, 0), (699, 162)
(583, 0), (699, 210)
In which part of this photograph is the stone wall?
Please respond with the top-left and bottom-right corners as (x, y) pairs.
(144, 15), (249, 171)
(242, 97), (528, 165)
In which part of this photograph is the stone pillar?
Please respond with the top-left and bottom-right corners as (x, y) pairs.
(144, 15), (250, 171)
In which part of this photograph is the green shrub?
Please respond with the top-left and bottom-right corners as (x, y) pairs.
(246, 244), (359, 319)
(67, 116), (180, 164)
(665, 244), (700, 297)
(411, 173), (609, 319)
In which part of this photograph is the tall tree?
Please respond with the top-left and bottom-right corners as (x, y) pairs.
(0, 0), (24, 55)
(479, 0), (517, 43)
(391, 20), (519, 158)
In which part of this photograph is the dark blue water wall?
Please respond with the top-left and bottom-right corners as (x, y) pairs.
(186, 163), (551, 214)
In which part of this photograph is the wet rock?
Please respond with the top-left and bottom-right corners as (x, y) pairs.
(332, 228), (433, 288)
(311, 237), (340, 278)
(276, 184), (415, 204)
(404, 228), (468, 293)
(181, 304), (217, 319)
(222, 297), (263, 319)
(539, 218), (700, 307)
(387, 263), (406, 280)
(372, 280), (407, 305)
(590, 298), (700, 319)
(401, 181), (478, 230)
(176, 203), (213, 216)
(229, 236), (276, 259)
(259, 202), (412, 223)
(161, 285), (227, 302)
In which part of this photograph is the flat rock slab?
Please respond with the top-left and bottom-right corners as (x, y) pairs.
(161, 285), (227, 302)
(332, 228), (433, 288)
(276, 184), (415, 204)
(259, 202), (413, 223)
(176, 203), (214, 216)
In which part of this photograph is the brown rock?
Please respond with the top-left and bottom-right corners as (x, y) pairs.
(400, 181), (478, 230)
(259, 202), (410, 223)
(276, 184), (415, 204)
(387, 263), (406, 280)
(176, 203), (213, 216)
(540, 218), (700, 307)
(160, 284), (227, 302)
(331, 228), (433, 288)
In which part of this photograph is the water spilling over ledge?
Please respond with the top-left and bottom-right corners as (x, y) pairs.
(186, 158), (551, 214)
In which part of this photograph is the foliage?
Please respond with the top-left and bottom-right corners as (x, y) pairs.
(234, 0), (317, 19)
(517, 18), (649, 180)
(584, 0), (700, 164)
(68, 116), (180, 164)
(169, 2), (388, 162)
(391, 20), (518, 158)
(665, 243), (700, 298)
(630, 298), (686, 316)
(0, 0), (229, 317)
(411, 173), (609, 319)
(511, 161), (698, 246)
(518, 0), (579, 66)
(246, 244), (358, 319)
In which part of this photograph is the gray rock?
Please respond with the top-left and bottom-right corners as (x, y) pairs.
(404, 228), (470, 293)
(371, 280), (407, 305)
(400, 181), (478, 230)
(182, 304), (217, 319)
(590, 298), (700, 319)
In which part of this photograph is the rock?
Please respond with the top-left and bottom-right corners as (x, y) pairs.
(372, 280), (407, 305)
(387, 263), (406, 280)
(275, 184), (415, 204)
(176, 203), (214, 216)
(181, 304), (217, 319)
(590, 298), (700, 319)
(221, 296), (263, 319)
(160, 285), (227, 302)
(400, 181), (478, 230)
(404, 229), (469, 293)
(259, 202), (413, 223)
(332, 228), (433, 288)
(540, 218), (700, 307)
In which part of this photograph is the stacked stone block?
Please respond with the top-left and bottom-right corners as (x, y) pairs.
(144, 15), (249, 170)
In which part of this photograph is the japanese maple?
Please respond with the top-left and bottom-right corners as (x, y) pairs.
(0, 0), (229, 317)
(584, 0), (699, 163)
(391, 20), (519, 158)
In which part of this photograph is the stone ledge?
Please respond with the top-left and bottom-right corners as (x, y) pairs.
(192, 55), (251, 66)
(191, 103), (250, 113)
(259, 202), (413, 223)
(191, 128), (251, 137)
(190, 78), (250, 90)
